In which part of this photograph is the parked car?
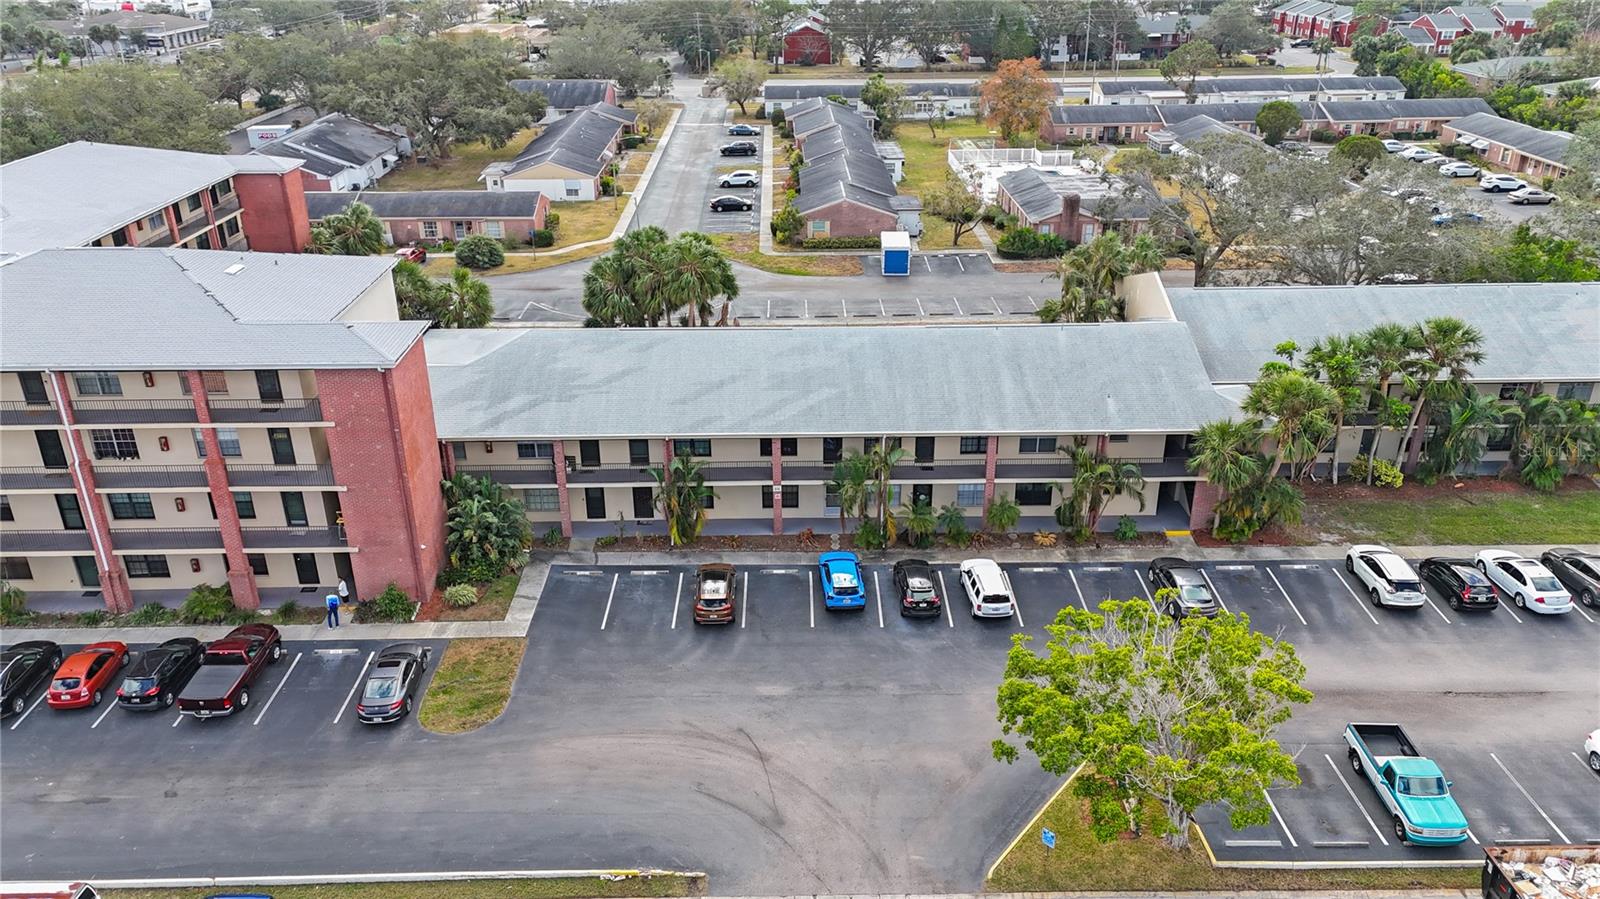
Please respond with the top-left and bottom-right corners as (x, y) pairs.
(1382, 139), (1406, 153)
(1479, 173), (1528, 192)
(720, 141), (757, 157)
(1437, 161), (1478, 177)
(727, 123), (760, 136)
(719, 170), (759, 188)
(693, 563), (738, 624)
(818, 552), (866, 611)
(1147, 557), (1220, 619)
(1508, 187), (1557, 205)
(892, 559), (942, 618)
(1, 640), (61, 717)
(1290, 37), (1315, 47)
(392, 245), (427, 264)
(1413, 151), (1446, 165)
(1587, 727), (1600, 772)
(177, 623), (283, 718)
(1346, 545), (1427, 609)
(116, 637), (205, 710)
(1398, 145), (1437, 161)
(1344, 722), (1469, 845)
(47, 642), (129, 709)
(709, 195), (753, 212)
(1431, 210), (1484, 226)
(958, 558), (1016, 619)
(1539, 548), (1600, 608)
(355, 643), (431, 724)
(1417, 557), (1499, 612)
(1474, 550), (1572, 614)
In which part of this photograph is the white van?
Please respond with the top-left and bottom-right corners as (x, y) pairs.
(959, 558), (1016, 618)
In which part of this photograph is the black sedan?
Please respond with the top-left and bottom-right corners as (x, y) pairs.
(1419, 557), (1499, 611)
(117, 637), (205, 710)
(2, 640), (62, 717)
(1540, 548), (1600, 608)
(1147, 557), (1220, 619)
(356, 643), (431, 724)
(892, 559), (942, 618)
(727, 123), (761, 136)
(709, 195), (754, 212)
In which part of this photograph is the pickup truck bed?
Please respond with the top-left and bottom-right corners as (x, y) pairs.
(1354, 723), (1419, 759)
(177, 664), (249, 715)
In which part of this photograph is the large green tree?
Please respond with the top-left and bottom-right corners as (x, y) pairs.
(1196, 0), (1274, 57)
(1159, 38), (1220, 104)
(542, 16), (662, 95)
(1253, 99), (1302, 146)
(442, 473), (532, 578)
(1, 64), (242, 161)
(858, 73), (906, 137)
(1395, 318), (1486, 473)
(436, 267), (495, 329)
(710, 55), (766, 116)
(309, 201), (385, 256)
(1243, 368), (1340, 481)
(1042, 230), (1164, 323)
(995, 599), (1311, 846)
(581, 228), (739, 327)
(824, 0), (910, 69)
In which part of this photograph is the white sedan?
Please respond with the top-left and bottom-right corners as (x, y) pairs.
(1382, 139), (1407, 153)
(1474, 550), (1573, 614)
(1438, 161), (1479, 178)
(1346, 545), (1427, 608)
(1398, 145), (1435, 160)
(1586, 728), (1599, 773)
(1480, 173), (1529, 192)
(1509, 187), (1557, 205)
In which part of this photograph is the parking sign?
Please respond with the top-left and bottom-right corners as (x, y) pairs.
(1041, 828), (1056, 849)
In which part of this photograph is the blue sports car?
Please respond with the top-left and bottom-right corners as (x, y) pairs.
(818, 552), (866, 611)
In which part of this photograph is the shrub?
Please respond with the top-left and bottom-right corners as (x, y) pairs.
(125, 602), (174, 626)
(439, 239), (456, 252)
(78, 610), (108, 627)
(544, 210), (560, 232)
(1346, 454), (1400, 486)
(275, 599), (300, 622)
(620, 134), (645, 150)
(543, 526), (564, 547)
(996, 227), (1067, 259)
(854, 519), (887, 550)
(1309, 128), (1340, 144)
(770, 106), (786, 128)
(178, 583), (235, 624)
(595, 535), (619, 547)
(0, 582), (30, 626)
(444, 583), (480, 608)
(1032, 530), (1058, 547)
(1113, 515), (1139, 541)
(529, 228), (554, 248)
(454, 234), (505, 269)
(356, 583), (414, 623)
(800, 236), (881, 249)
(600, 175), (617, 196)
(980, 203), (1004, 224)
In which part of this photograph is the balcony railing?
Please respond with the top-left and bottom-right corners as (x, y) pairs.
(0, 401), (61, 427)
(210, 398), (324, 423)
(73, 399), (198, 425)
(111, 527), (225, 551)
(0, 467), (74, 491)
(211, 195), (242, 218)
(0, 530), (93, 552)
(95, 465), (209, 489)
(227, 464), (336, 488)
(993, 455), (1196, 480)
(460, 461), (556, 487)
(242, 526), (348, 549)
(175, 214), (213, 243)
(138, 229), (176, 248)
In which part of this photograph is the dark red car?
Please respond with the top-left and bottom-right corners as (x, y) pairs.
(176, 623), (282, 718)
(47, 642), (129, 709)
(393, 245), (427, 264)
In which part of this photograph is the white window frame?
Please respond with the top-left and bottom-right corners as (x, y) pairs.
(483, 220), (505, 239)
(524, 488), (560, 511)
(422, 221), (440, 239)
(956, 483), (985, 507)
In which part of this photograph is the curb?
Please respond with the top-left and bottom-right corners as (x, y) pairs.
(611, 106), (683, 239)
(75, 868), (707, 890)
(985, 764), (1082, 881)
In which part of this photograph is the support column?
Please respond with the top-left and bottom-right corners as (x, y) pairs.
(187, 371), (259, 609)
(163, 204), (180, 245)
(439, 441), (457, 478)
(48, 372), (133, 613)
(982, 435), (998, 507)
(771, 439), (783, 536)
(552, 439), (572, 539)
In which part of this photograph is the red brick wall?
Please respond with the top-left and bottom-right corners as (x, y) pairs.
(376, 215), (547, 246)
(234, 169), (312, 253)
(1189, 481), (1221, 532)
(316, 341), (445, 604)
(804, 199), (898, 239)
(49, 372), (133, 613)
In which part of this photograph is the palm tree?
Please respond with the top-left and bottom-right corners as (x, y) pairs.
(984, 494), (1021, 535)
(1300, 333), (1371, 483)
(392, 260), (444, 322)
(1504, 394), (1600, 491)
(1361, 322), (1419, 483)
(310, 202), (385, 256)
(1427, 390), (1505, 480)
(901, 499), (937, 548)
(1048, 231), (1164, 323)
(1312, 36), (1334, 74)
(1186, 419), (1265, 531)
(650, 453), (715, 546)
(580, 252), (639, 326)
(827, 453), (872, 533)
(1395, 317), (1485, 473)
(1243, 370), (1340, 481)
(863, 441), (907, 543)
(936, 501), (971, 545)
(436, 267), (494, 328)
(661, 232), (739, 327)
(1064, 446), (1147, 539)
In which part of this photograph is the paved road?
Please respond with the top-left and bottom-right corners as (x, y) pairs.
(632, 78), (736, 236)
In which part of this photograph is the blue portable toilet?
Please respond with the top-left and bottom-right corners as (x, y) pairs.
(881, 230), (911, 277)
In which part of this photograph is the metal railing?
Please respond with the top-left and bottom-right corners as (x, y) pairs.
(139, 229), (176, 248)
(73, 399), (198, 424)
(242, 526), (347, 549)
(227, 464), (336, 488)
(210, 398), (324, 423)
(95, 465), (210, 489)
(0, 467), (75, 490)
(175, 214), (214, 242)
(211, 195), (242, 218)
(0, 401), (61, 427)
(0, 530), (93, 552)
(107, 528), (225, 551)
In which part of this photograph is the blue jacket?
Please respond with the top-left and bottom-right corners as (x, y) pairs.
(326, 594), (341, 609)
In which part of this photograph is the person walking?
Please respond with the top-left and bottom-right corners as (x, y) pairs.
(337, 578), (350, 604)
(325, 591), (341, 628)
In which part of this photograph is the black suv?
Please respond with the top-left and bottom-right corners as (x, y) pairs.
(1418, 557), (1499, 611)
(117, 637), (205, 710)
(2, 640), (61, 717)
(720, 141), (758, 157)
(892, 559), (942, 618)
(1147, 557), (1220, 620)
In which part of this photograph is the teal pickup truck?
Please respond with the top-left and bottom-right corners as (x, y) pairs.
(1344, 723), (1470, 845)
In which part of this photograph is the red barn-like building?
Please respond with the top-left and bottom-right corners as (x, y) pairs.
(783, 16), (832, 65)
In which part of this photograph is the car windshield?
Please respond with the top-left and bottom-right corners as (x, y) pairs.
(363, 677), (401, 701)
(829, 570), (859, 594)
(1393, 580), (1422, 593)
(906, 575), (933, 591)
(1398, 775), (1447, 796)
(1179, 585), (1212, 603)
(122, 677), (155, 694)
(53, 677), (81, 690)
(1531, 576), (1562, 592)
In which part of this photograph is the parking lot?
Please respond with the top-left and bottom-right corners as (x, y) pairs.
(699, 161), (761, 235)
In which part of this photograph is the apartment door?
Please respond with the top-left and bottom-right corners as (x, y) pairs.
(73, 556), (100, 589)
(914, 436), (935, 463)
(822, 437), (844, 464)
(584, 488), (606, 520)
(268, 428), (296, 465)
(912, 484), (934, 508)
(632, 486), (654, 519)
(56, 494), (86, 530)
(19, 372), (48, 405)
(578, 440), (601, 467)
(281, 492), (309, 527)
(255, 370), (284, 403)
(36, 430), (68, 469)
(292, 553), (320, 585)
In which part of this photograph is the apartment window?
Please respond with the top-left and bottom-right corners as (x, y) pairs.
(761, 485), (800, 508)
(1107, 434), (1130, 443)
(233, 492), (256, 519)
(1018, 437), (1057, 454)
(248, 553), (269, 576)
(810, 220), (829, 236)
(1014, 482), (1054, 506)
(281, 492), (309, 527)
(564, 180), (582, 198)
(517, 441), (554, 459)
(145, 212), (166, 231)
(673, 439), (712, 457)
(484, 221), (504, 239)
(0, 495), (10, 522)
(1485, 425), (1516, 452)
(959, 436), (988, 455)
(73, 371), (123, 396)
(192, 427), (242, 458)
(759, 438), (798, 457)
(863, 436), (902, 452)
(125, 555), (171, 578)
(107, 493), (156, 520)
(1498, 382), (1535, 400)
(179, 371), (230, 395)
(1, 558), (33, 581)
(524, 488), (560, 511)
(223, 218), (242, 238)
(422, 221), (440, 239)
(90, 429), (140, 460)
(185, 194), (204, 213)
(452, 442), (467, 461)
(1557, 382), (1593, 402)
(956, 483), (985, 507)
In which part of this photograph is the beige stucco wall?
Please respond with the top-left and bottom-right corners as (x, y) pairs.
(339, 277), (401, 322)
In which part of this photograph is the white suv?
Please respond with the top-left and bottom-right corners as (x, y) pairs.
(719, 170), (759, 188)
(1479, 173), (1528, 192)
(1346, 545), (1427, 608)
(959, 559), (1016, 619)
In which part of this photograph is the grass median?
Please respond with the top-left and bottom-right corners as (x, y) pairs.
(417, 637), (525, 734)
(106, 873), (703, 899)
(710, 233), (864, 276)
(1296, 479), (1600, 546)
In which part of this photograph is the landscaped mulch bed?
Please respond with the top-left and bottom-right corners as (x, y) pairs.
(593, 530), (1169, 554)
(1190, 527), (1302, 548)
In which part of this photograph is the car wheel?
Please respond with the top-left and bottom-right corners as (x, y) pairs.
(238, 689), (250, 708)
(1370, 588), (1383, 608)
(403, 696), (413, 716)
(1476, 560), (1487, 573)
(10, 696), (23, 715)
(1582, 589), (1596, 608)
(92, 689), (102, 706)
(1589, 751), (1600, 772)
(1393, 816), (1408, 844)
(1349, 748), (1363, 774)
(270, 644), (283, 662)
(51, 652), (62, 669)
(1515, 593), (1527, 608)
(900, 607), (908, 617)
(162, 691), (174, 707)
(970, 605), (978, 618)
(1448, 593), (1460, 610)
(1344, 556), (1354, 573)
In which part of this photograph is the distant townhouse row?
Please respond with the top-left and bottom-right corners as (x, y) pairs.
(1042, 96), (1494, 143)
(787, 98), (921, 240)
(509, 79), (619, 120)
(1270, 0), (1537, 50)
(1441, 111), (1575, 178)
(306, 191), (550, 247)
(1090, 74), (1406, 106)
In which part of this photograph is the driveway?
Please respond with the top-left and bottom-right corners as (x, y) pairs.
(630, 78), (736, 236)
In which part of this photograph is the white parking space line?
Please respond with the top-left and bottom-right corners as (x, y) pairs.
(1265, 568), (1310, 626)
(1198, 569), (1232, 614)
(671, 571), (684, 629)
(807, 572), (814, 628)
(1467, 827), (1480, 845)
(922, 256), (931, 272)
(1325, 753), (1390, 846)
(938, 571), (954, 627)
(252, 652), (302, 726)
(803, 297), (809, 318)
(90, 697), (118, 729)
(332, 650), (376, 725)
(1572, 751), (1595, 775)
(915, 296), (926, 316)
(952, 295), (964, 315)
(1069, 569), (1089, 612)
(1026, 294), (1038, 310)
(1422, 593), (1453, 623)
(10, 693), (46, 730)
(743, 571), (751, 630)
(1332, 568), (1382, 625)
(599, 572), (619, 630)
(1137, 571), (1159, 613)
(990, 296), (1003, 314)
(878, 298), (886, 316)
(873, 571), (884, 627)
(1013, 594), (1025, 628)
(1491, 752), (1571, 843)
(956, 257), (966, 272)
(1264, 788), (1298, 847)
(1571, 602), (1596, 624)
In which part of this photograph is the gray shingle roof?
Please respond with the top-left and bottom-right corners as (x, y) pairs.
(1442, 5), (1500, 29)
(0, 248), (423, 372)
(1158, 101), (1320, 125)
(1050, 105), (1165, 126)
(509, 79), (613, 109)
(253, 113), (404, 170)
(997, 167), (1156, 225)
(1446, 111), (1573, 164)
(764, 81), (981, 101)
(305, 191), (544, 220)
(1451, 55), (1549, 79)
(1137, 13), (1208, 33)
(1317, 97), (1494, 121)
(493, 103), (625, 177)
(0, 141), (300, 259)
(1097, 75), (1402, 96)
(425, 323), (1241, 439)
(1168, 283), (1600, 384)
(1160, 114), (1249, 145)
(1388, 24), (1435, 45)
(791, 99), (899, 215)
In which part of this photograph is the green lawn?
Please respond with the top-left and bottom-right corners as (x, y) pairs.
(893, 118), (1001, 250)
(417, 637), (525, 734)
(379, 127), (541, 191)
(1299, 483), (1600, 545)
(710, 233), (864, 276)
(439, 572), (521, 622)
(988, 786), (1475, 893)
(107, 874), (702, 899)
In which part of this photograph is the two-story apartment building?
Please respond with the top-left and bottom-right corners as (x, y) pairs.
(1090, 75), (1405, 105)
(0, 248), (443, 613)
(1271, 1), (1364, 46)
(0, 142), (312, 262)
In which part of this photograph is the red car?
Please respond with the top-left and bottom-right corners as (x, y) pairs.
(47, 642), (129, 709)
(393, 245), (427, 264)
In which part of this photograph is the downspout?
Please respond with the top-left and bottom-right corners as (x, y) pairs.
(48, 370), (112, 577)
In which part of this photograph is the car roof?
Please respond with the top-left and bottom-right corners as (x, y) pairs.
(55, 652), (103, 676)
(820, 551), (858, 564)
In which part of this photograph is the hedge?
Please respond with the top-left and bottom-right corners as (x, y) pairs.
(995, 227), (1068, 259)
(801, 236), (881, 249)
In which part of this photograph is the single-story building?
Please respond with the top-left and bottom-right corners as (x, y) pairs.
(1452, 55), (1553, 89)
(995, 167), (1158, 244)
(1316, 97), (1494, 136)
(1040, 98), (1491, 145)
(42, 10), (211, 53)
(509, 79), (619, 119)
(1091, 75), (1405, 105)
(1441, 111), (1573, 178)
(789, 98), (920, 239)
(444, 22), (549, 59)
(1157, 101), (1321, 140)
(480, 102), (636, 200)
(1041, 105), (1165, 144)
(304, 190), (549, 246)
(764, 81), (986, 119)
(1148, 114), (1262, 154)
(250, 113), (411, 193)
